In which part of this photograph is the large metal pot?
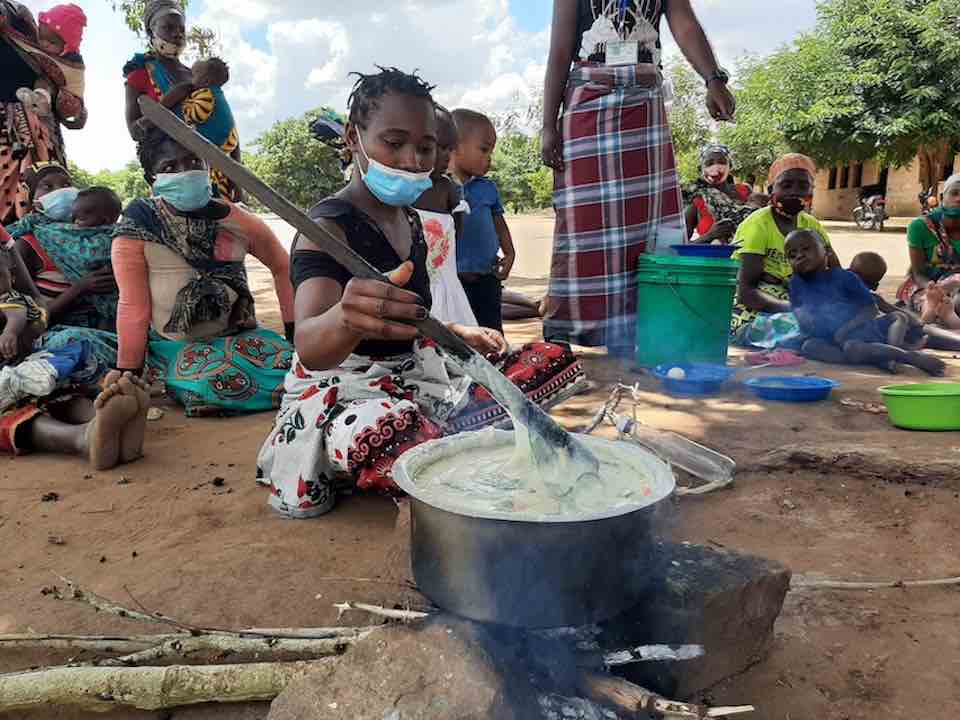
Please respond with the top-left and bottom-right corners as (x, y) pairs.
(393, 430), (676, 628)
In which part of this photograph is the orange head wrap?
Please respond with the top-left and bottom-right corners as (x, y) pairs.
(767, 153), (817, 187)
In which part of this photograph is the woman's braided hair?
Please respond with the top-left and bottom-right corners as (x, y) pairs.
(347, 66), (435, 128)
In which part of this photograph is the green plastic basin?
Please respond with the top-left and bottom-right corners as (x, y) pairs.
(879, 383), (960, 431)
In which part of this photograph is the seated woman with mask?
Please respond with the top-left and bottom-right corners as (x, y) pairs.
(111, 125), (294, 416)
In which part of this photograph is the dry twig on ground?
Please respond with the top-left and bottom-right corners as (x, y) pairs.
(792, 575), (960, 590)
(331, 601), (432, 622)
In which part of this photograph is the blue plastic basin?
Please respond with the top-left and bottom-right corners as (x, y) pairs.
(671, 244), (737, 259)
(652, 364), (737, 396)
(744, 376), (838, 403)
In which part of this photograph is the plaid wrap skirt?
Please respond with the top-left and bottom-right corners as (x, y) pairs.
(544, 63), (686, 351)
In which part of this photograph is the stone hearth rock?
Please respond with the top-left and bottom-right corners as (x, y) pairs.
(267, 618), (519, 720)
(599, 541), (791, 699)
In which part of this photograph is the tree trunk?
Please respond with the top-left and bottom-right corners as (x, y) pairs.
(918, 141), (952, 192)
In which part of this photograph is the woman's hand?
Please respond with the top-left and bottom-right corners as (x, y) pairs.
(0, 329), (17, 360)
(452, 324), (509, 357)
(541, 122), (564, 171)
(337, 262), (425, 342)
(77, 266), (117, 295)
(702, 218), (737, 244)
(494, 250), (515, 281)
(706, 81), (736, 122)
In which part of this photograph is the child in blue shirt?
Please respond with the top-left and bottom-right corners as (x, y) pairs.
(450, 109), (516, 333)
(786, 229), (945, 375)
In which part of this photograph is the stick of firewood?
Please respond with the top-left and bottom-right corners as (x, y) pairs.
(47, 578), (210, 634)
(577, 671), (754, 719)
(98, 633), (368, 667)
(0, 634), (186, 653)
(331, 601), (431, 622)
(792, 575), (960, 590)
(0, 660), (324, 712)
(46, 578), (378, 641)
(0, 628), (376, 660)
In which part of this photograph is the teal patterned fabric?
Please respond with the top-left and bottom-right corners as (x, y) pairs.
(7, 213), (117, 329)
(147, 327), (293, 417)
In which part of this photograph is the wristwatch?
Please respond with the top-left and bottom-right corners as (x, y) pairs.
(706, 67), (730, 87)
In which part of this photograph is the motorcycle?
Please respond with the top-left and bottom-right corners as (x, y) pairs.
(919, 186), (939, 216)
(853, 192), (888, 231)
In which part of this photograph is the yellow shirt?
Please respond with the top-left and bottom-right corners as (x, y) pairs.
(732, 207), (832, 283)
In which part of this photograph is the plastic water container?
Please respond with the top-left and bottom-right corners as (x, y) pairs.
(635, 255), (739, 368)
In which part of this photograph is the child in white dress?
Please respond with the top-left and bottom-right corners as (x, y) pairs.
(413, 106), (477, 326)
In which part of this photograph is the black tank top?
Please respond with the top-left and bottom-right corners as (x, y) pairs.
(290, 198), (432, 358)
(575, 0), (666, 64)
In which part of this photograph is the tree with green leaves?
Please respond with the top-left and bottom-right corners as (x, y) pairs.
(68, 161), (150, 204)
(716, 51), (800, 185)
(800, 0), (960, 190)
(664, 56), (712, 184)
(244, 109), (345, 211)
(722, 0), (960, 190)
(488, 133), (546, 213)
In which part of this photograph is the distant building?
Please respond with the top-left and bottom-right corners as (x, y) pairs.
(811, 154), (957, 219)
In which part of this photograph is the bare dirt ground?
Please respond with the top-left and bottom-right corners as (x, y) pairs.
(2, 216), (959, 719)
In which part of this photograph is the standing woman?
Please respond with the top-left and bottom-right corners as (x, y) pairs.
(122, 0), (241, 202)
(0, 0), (86, 225)
(541, 0), (735, 355)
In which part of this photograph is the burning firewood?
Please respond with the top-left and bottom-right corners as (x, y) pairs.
(578, 671), (754, 719)
(1, 580), (756, 716)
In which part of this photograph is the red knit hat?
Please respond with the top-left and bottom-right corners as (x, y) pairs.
(38, 4), (87, 56)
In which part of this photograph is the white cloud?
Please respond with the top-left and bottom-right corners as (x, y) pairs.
(29, 0), (817, 171)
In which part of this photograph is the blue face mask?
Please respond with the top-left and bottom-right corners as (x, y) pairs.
(38, 186), (79, 222)
(153, 170), (212, 212)
(357, 134), (433, 207)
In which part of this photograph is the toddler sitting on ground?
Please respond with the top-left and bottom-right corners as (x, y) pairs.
(72, 186), (122, 228)
(849, 251), (960, 352)
(0, 247), (47, 362)
(786, 230), (945, 376)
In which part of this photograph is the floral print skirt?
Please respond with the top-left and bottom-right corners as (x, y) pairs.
(256, 339), (587, 518)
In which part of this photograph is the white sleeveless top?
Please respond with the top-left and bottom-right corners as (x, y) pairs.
(414, 208), (478, 327)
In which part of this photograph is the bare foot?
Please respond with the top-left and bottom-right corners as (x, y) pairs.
(921, 286), (946, 324)
(118, 373), (150, 464)
(906, 351), (946, 377)
(85, 375), (141, 470)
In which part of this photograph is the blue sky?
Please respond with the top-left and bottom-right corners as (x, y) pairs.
(512, 2), (551, 32)
(24, 1), (819, 171)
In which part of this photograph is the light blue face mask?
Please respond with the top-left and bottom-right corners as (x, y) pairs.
(153, 170), (212, 212)
(357, 134), (433, 207)
(38, 186), (80, 222)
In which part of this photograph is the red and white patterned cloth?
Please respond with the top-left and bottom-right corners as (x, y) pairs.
(257, 340), (587, 519)
(544, 62), (686, 352)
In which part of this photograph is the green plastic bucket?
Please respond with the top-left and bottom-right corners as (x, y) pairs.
(634, 254), (738, 368)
